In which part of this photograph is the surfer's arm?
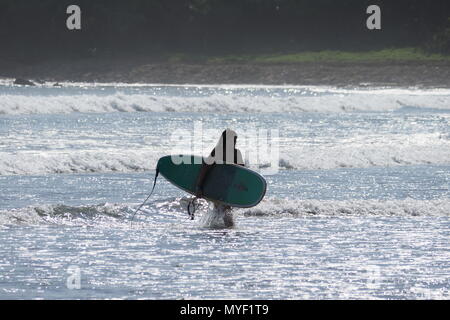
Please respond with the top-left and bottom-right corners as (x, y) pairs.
(196, 153), (215, 197)
(195, 162), (213, 197)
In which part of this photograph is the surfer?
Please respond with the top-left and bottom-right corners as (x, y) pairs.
(195, 129), (245, 227)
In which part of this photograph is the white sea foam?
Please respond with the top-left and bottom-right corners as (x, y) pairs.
(1, 198), (448, 226)
(276, 132), (450, 170)
(1, 83), (449, 175)
(237, 198), (450, 217)
(0, 203), (127, 226)
(2, 78), (450, 93)
(0, 131), (449, 176)
(0, 149), (160, 175)
(0, 85), (449, 115)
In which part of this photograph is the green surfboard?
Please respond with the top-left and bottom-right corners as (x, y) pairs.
(157, 155), (266, 208)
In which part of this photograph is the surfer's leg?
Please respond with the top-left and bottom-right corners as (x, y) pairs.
(220, 204), (234, 228)
(201, 202), (234, 228)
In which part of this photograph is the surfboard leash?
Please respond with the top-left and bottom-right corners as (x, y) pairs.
(130, 167), (159, 225)
(187, 197), (198, 220)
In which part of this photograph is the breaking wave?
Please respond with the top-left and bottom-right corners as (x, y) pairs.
(237, 198), (450, 217)
(1, 198), (448, 226)
(0, 150), (159, 175)
(1, 133), (449, 175)
(1, 85), (449, 115)
(0, 203), (128, 226)
(276, 132), (450, 170)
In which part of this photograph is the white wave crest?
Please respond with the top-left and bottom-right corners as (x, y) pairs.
(1, 87), (449, 115)
(238, 198), (450, 217)
(276, 132), (450, 170)
(0, 203), (128, 226)
(1, 198), (448, 227)
(0, 150), (160, 175)
(1, 132), (449, 176)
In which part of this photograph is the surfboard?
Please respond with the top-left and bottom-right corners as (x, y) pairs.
(157, 155), (266, 208)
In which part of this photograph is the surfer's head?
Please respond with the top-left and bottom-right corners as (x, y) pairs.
(221, 129), (238, 148)
(210, 129), (240, 164)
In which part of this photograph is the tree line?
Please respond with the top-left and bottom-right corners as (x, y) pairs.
(0, 0), (448, 61)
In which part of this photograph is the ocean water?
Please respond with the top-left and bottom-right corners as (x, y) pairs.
(0, 80), (449, 299)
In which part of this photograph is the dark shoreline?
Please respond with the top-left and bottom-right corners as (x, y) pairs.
(1, 59), (450, 88)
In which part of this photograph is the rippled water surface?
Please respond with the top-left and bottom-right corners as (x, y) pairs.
(0, 82), (449, 299)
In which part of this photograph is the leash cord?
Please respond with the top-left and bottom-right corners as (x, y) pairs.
(130, 168), (159, 225)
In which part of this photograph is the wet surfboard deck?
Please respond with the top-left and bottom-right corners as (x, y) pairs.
(157, 155), (266, 208)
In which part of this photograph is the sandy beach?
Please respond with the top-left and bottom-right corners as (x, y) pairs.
(1, 58), (450, 87)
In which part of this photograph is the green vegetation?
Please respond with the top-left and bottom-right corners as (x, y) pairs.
(166, 48), (450, 64)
